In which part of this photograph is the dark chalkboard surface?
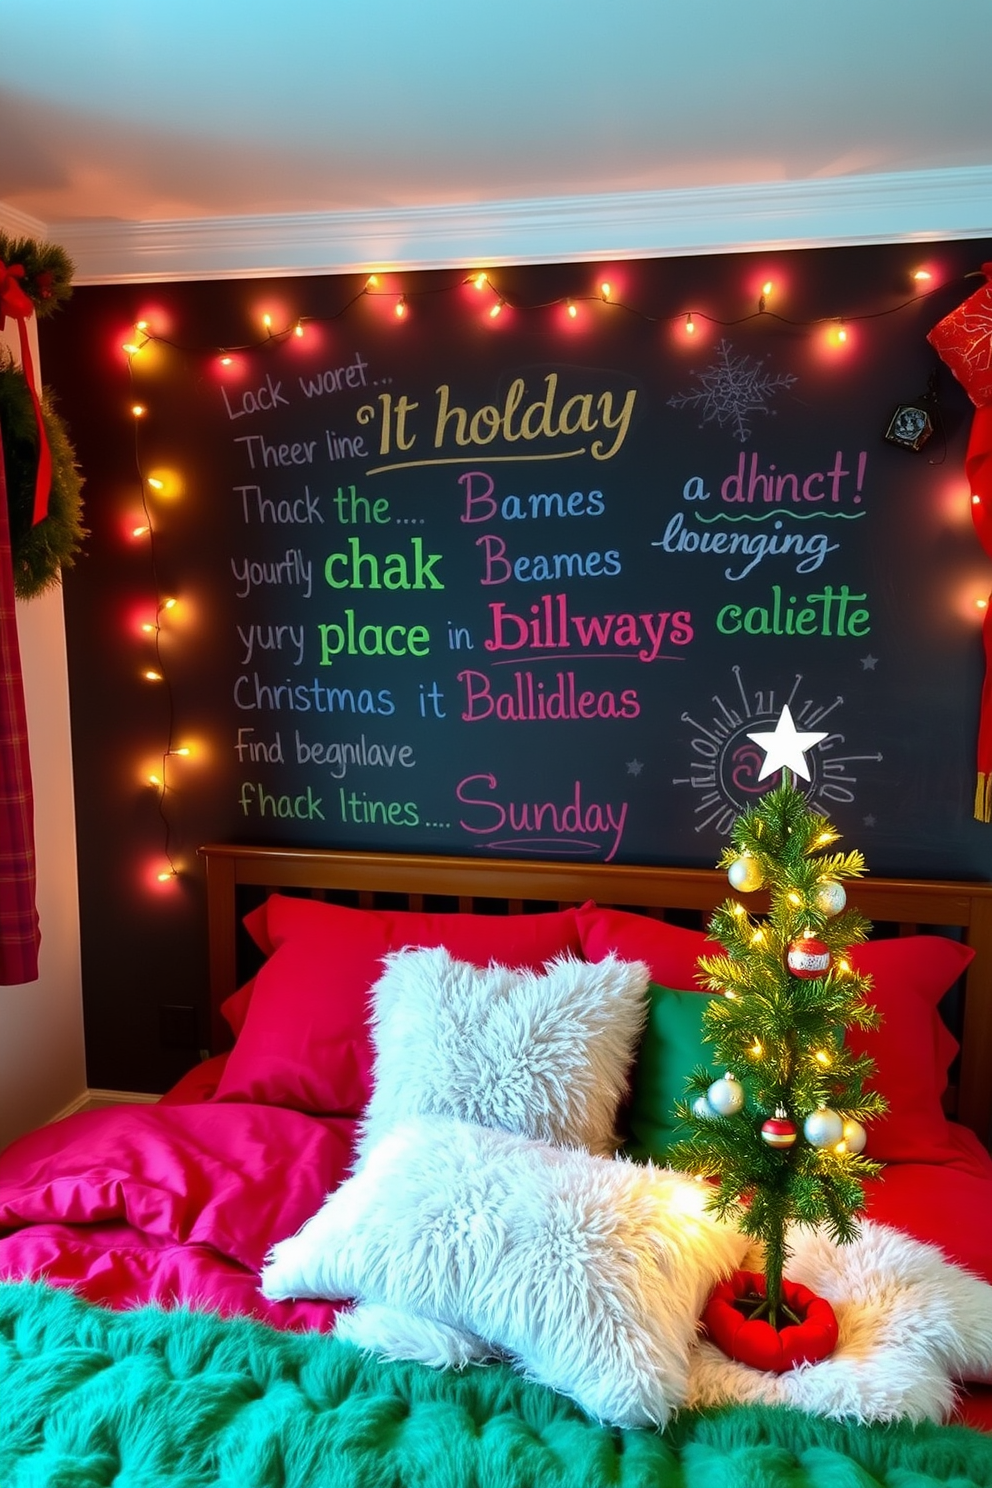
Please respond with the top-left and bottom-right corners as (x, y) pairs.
(43, 242), (992, 1088)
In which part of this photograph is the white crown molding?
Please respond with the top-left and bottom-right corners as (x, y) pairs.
(20, 165), (992, 284)
(0, 201), (48, 239)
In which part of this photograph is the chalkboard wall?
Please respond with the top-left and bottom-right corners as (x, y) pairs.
(42, 241), (992, 1090)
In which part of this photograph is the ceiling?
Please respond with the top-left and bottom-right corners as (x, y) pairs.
(2, 1), (991, 280)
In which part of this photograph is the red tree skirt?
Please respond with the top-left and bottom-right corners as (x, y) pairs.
(702, 1269), (839, 1373)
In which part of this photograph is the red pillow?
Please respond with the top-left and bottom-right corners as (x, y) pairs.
(219, 902), (271, 1037)
(575, 905), (972, 1165)
(846, 936), (973, 1164)
(576, 904), (711, 990)
(213, 895), (583, 1114)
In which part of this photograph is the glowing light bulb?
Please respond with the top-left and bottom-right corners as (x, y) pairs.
(161, 597), (177, 611)
(977, 598), (989, 611)
(132, 524), (150, 539)
(489, 302), (503, 319)
(567, 300), (577, 319)
(147, 477), (164, 491)
(815, 1049), (831, 1067)
(219, 355), (233, 367)
(394, 298), (407, 319)
(913, 269), (933, 283)
(262, 313), (272, 331)
(973, 494), (982, 505)
(148, 773), (162, 788)
(750, 1040), (763, 1057)
(473, 272), (488, 290)
(136, 320), (149, 331)
(600, 282), (612, 300)
(365, 274), (380, 289)
(123, 342), (142, 357)
(787, 891), (803, 906)
(157, 869), (176, 883)
(141, 621), (157, 635)
(131, 404), (145, 418)
(143, 669), (163, 682)
(169, 746), (191, 757)
(762, 280), (773, 296)
(836, 321), (848, 344)
(294, 322), (304, 337)
(685, 313), (695, 335)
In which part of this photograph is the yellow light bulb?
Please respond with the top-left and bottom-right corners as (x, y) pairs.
(136, 320), (149, 331)
(787, 891), (803, 906)
(750, 1040), (763, 1057)
(294, 323), (304, 337)
(123, 342), (141, 357)
(141, 622), (156, 635)
(685, 313), (695, 335)
(567, 300), (577, 319)
(600, 281), (612, 300)
(262, 313), (272, 329)
(913, 269), (932, 282)
(815, 1049), (831, 1067)
(161, 597), (177, 610)
(148, 773), (162, 788)
(131, 404), (145, 418)
(147, 477), (164, 490)
(157, 870), (174, 883)
(489, 302), (503, 319)
(395, 298), (407, 319)
(170, 746), (191, 757)
(219, 355), (233, 367)
(762, 280), (773, 296)
(473, 272), (488, 290)
(366, 274), (380, 289)
(132, 524), (150, 539)
(144, 669), (163, 682)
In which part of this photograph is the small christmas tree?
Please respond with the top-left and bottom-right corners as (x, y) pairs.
(668, 711), (886, 1336)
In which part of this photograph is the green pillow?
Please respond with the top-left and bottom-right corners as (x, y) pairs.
(625, 983), (716, 1163)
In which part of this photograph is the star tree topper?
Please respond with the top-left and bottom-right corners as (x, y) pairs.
(746, 705), (828, 782)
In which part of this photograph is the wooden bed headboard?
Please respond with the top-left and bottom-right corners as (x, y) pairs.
(199, 843), (992, 1148)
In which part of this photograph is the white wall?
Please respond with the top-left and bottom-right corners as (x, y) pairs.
(0, 313), (86, 1150)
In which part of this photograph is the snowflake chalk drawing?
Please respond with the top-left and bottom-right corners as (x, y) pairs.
(672, 666), (882, 836)
(668, 339), (798, 443)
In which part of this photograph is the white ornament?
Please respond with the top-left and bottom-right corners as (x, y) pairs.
(814, 880), (847, 917)
(803, 1106), (844, 1148)
(707, 1072), (745, 1117)
(746, 704), (828, 783)
(840, 1117), (867, 1154)
(728, 853), (763, 893)
(692, 1094), (715, 1120)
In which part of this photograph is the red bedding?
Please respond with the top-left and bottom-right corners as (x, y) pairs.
(0, 1091), (355, 1332)
(0, 1064), (990, 1428)
(3, 889), (992, 1434)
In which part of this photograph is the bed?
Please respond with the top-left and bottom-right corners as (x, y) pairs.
(1, 844), (992, 1487)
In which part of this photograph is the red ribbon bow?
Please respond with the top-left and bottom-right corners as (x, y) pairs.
(0, 260), (51, 527)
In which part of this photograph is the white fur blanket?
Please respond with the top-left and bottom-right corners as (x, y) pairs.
(688, 1221), (992, 1423)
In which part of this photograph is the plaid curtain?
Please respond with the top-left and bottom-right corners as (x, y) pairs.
(0, 427), (40, 983)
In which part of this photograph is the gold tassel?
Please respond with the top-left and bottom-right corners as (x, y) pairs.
(975, 772), (992, 822)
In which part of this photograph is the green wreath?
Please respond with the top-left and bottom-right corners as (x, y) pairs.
(0, 233), (74, 316)
(1, 355), (87, 599)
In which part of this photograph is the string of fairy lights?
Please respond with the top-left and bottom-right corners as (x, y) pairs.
(121, 260), (981, 888)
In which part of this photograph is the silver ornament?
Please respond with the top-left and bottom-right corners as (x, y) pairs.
(840, 1117), (867, 1154)
(814, 880), (847, 917)
(728, 853), (763, 893)
(707, 1072), (745, 1116)
(803, 1106), (844, 1148)
(692, 1094), (715, 1120)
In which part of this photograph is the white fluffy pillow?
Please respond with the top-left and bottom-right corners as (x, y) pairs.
(260, 1115), (746, 1429)
(354, 947), (649, 1163)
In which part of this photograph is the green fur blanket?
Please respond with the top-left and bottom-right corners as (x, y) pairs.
(1, 1281), (990, 1488)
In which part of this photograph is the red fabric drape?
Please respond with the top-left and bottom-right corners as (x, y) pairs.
(0, 428), (40, 983)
